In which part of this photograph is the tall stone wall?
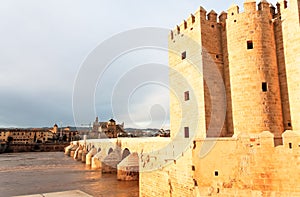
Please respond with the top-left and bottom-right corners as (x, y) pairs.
(169, 7), (228, 139)
(199, 8), (228, 137)
(219, 12), (234, 137)
(280, 0), (300, 132)
(226, 1), (284, 137)
(168, 8), (206, 140)
(274, 15), (292, 131)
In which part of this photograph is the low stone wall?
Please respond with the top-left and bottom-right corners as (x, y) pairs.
(192, 131), (300, 196)
(5, 143), (69, 153)
(139, 131), (300, 196)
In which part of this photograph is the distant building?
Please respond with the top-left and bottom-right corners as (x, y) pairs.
(49, 124), (80, 142)
(0, 128), (54, 144)
(92, 117), (126, 138)
(0, 124), (80, 144)
(0, 130), (10, 142)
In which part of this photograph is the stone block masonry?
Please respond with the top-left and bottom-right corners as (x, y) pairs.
(139, 131), (300, 196)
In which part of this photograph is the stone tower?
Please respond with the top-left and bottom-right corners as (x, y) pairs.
(53, 124), (58, 134)
(169, 9), (207, 140)
(168, 0), (300, 139)
(226, 0), (284, 137)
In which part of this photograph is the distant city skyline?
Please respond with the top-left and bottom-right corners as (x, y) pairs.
(0, 0), (277, 128)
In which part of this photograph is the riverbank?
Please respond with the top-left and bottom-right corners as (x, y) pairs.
(3, 142), (70, 153)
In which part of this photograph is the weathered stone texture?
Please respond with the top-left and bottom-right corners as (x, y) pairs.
(169, 8), (206, 140)
(140, 146), (195, 197)
(200, 8), (228, 137)
(117, 153), (139, 181)
(227, 1), (284, 137)
(274, 17), (292, 131)
(280, 0), (300, 132)
(193, 131), (300, 196)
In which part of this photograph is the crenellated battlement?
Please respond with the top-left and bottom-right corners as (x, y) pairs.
(169, 7), (226, 40)
(219, 11), (228, 22)
(227, 0), (278, 20)
(170, 0), (281, 39)
(169, 8), (200, 40)
(207, 10), (218, 22)
(277, 0), (296, 14)
(169, 0), (298, 39)
(227, 4), (239, 17)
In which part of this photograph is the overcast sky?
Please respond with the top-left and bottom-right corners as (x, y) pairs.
(0, 0), (277, 129)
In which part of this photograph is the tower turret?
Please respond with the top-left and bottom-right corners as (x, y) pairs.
(53, 124), (58, 134)
(226, 0), (284, 137)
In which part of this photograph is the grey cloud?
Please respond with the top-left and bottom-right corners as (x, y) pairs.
(1, 0), (275, 128)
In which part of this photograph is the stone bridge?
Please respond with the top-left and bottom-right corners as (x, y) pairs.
(65, 137), (171, 181)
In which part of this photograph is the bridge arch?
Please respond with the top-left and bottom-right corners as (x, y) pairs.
(108, 147), (113, 155)
(122, 148), (131, 160)
(87, 143), (91, 151)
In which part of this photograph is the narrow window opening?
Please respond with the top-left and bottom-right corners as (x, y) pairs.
(216, 55), (219, 59)
(284, 0), (288, 8)
(184, 91), (189, 101)
(258, 3), (262, 10)
(247, 40), (253, 49)
(262, 82), (268, 92)
(190, 27), (193, 30)
(181, 51), (186, 60)
(231, 12), (234, 15)
(211, 25), (214, 28)
(193, 179), (198, 186)
(191, 14), (195, 23)
(177, 25), (180, 34)
(288, 122), (292, 127)
(170, 31), (174, 40)
(193, 141), (196, 149)
(192, 165), (195, 171)
(289, 142), (292, 149)
(184, 20), (187, 29)
(234, 20), (237, 22)
(214, 171), (219, 176)
(184, 127), (189, 138)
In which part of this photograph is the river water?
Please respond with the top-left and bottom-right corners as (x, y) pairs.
(0, 152), (139, 197)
